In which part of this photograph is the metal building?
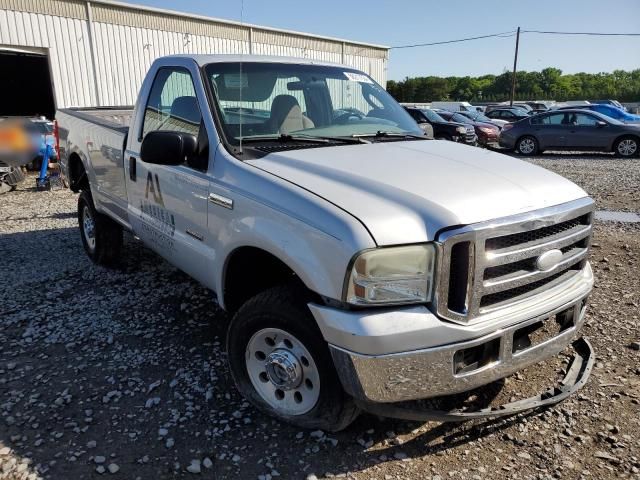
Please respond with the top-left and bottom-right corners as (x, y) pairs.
(0, 0), (389, 118)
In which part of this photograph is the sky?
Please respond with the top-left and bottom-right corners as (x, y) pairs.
(122, 0), (640, 80)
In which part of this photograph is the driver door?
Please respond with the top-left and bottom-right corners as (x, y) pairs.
(125, 65), (214, 287)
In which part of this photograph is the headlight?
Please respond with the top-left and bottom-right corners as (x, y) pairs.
(345, 244), (436, 305)
(456, 126), (467, 134)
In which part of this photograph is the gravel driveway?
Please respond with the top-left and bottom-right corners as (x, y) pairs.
(1, 153), (639, 480)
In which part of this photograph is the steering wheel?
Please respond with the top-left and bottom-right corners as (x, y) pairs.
(333, 112), (364, 124)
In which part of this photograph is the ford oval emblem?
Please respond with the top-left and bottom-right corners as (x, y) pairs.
(535, 249), (563, 272)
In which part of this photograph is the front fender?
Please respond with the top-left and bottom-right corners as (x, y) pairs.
(210, 149), (376, 309)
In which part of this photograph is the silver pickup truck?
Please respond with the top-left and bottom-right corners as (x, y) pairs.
(57, 54), (595, 431)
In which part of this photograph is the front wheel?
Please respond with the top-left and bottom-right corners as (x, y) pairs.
(78, 190), (123, 266)
(226, 285), (359, 432)
(614, 136), (639, 158)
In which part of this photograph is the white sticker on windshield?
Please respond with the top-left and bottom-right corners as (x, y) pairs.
(223, 73), (248, 89)
(344, 72), (373, 84)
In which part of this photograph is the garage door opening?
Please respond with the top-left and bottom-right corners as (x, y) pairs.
(0, 50), (56, 120)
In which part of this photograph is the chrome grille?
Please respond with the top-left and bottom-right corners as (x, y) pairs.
(435, 198), (594, 324)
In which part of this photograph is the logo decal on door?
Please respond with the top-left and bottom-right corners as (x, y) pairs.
(145, 172), (165, 206)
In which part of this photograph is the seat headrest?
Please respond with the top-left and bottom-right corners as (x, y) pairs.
(170, 96), (200, 126)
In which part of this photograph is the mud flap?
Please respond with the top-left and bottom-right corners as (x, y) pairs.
(355, 337), (594, 422)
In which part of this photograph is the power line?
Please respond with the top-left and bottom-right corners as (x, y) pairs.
(389, 29), (640, 50)
(522, 29), (640, 36)
(389, 31), (516, 50)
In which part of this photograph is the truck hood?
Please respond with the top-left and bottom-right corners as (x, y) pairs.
(247, 141), (588, 246)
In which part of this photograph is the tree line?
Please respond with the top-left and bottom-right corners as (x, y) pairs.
(386, 68), (640, 103)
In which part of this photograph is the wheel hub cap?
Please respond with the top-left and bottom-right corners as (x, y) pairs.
(520, 139), (534, 153)
(245, 328), (320, 416)
(265, 350), (301, 389)
(82, 206), (96, 250)
(619, 139), (636, 156)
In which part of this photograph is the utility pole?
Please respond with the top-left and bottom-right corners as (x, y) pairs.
(510, 27), (520, 106)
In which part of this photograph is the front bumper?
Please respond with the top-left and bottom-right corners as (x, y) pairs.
(356, 337), (593, 422)
(309, 265), (593, 403)
(330, 295), (588, 403)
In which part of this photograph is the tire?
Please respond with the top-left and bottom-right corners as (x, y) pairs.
(516, 135), (539, 156)
(614, 136), (639, 158)
(78, 190), (123, 266)
(226, 285), (360, 432)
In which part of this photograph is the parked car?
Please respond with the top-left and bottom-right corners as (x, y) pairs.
(430, 101), (477, 112)
(511, 103), (534, 113)
(500, 108), (640, 157)
(436, 109), (500, 147)
(589, 99), (626, 110)
(485, 107), (530, 122)
(556, 104), (640, 123)
(522, 102), (549, 113)
(456, 110), (508, 129)
(485, 104), (521, 113)
(404, 106), (475, 143)
(57, 54), (596, 431)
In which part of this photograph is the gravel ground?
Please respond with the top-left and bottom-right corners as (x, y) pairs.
(1, 154), (639, 480)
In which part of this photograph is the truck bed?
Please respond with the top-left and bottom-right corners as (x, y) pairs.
(58, 107), (133, 134)
(57, 107), (132, 227)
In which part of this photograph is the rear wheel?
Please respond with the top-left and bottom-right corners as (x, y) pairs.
(78, 190), (123, 266)
(226, 285), (359, 432)
(614, 136), (639, 158)
(516, 135), (539, 155)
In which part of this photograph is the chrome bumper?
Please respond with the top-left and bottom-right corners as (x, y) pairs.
(329, 294), (590, 403)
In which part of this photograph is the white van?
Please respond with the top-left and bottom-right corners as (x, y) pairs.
(431, 101), (476, 112)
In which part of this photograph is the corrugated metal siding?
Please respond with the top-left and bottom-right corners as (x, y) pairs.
(0, 0), (85, 19)
(91, 4), (248, 41)
(0, 0), (388, 108)
(0, 9), (97, 107)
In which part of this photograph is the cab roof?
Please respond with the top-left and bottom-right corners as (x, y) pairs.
(164, 54), (348, 69)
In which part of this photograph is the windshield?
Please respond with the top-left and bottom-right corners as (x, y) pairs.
(451, 113), (472, 124)
(419, 109), (446, 123)
(204, 62), (422, 144)
(465, 111), (492, 123)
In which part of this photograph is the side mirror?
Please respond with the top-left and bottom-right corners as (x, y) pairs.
(596, 121), (607, 127)
(141, 131), (197, 166)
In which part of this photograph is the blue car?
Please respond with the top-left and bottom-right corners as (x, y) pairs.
(558, 104), (640, 123)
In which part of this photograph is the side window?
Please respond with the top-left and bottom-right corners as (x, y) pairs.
(142, 68), (202, 139)
(575, 113), (599, 126)
(547, 113), (566, 125)
(407, 109), (421, 122)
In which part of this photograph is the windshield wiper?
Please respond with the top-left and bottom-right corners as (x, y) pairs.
(241, 134), (331, 144)
(241, 133), (369, 145)
(351, 131), (428, 141)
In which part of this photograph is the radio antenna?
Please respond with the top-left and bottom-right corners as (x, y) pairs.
(238, 0), (244, 155)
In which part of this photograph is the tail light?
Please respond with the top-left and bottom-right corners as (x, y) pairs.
(54, 120), (60, 159)
(502, 123), (514, 132)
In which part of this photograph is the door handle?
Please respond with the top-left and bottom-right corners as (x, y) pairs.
(208, 193), (233, 209)
(129, 157), (136, 182)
